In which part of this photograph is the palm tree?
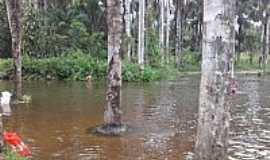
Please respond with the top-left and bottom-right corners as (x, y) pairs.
(97, 0), (126, 135)
(5, 0), (23, 99)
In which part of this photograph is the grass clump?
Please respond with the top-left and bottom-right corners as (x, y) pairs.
(122, 63), (162, 82)
(4, 150), (28, 160)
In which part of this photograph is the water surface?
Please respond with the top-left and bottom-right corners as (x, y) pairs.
(1, 76), (198, 160)
(1, 75), (269, 160)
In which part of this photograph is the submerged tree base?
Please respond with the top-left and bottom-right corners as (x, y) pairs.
(93, 124), (128, 136)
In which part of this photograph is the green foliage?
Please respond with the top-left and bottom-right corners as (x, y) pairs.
(159, 65), (180, 80)
(0, 52), (174, 82)
(22, 51), (107, 80)
(235, 53), (261, 71)
(0, 1), (11, 58)
(122, 63), (162, 82)
(0, 58), (12, 73)
(141, 66), (162, 81)
(177, 49), (201, 72)
(122, 63), (141, 81)
(244, 27), (261, 52)
(22, 0), (106, 58)
(5, 150), (28, 160)
(181, 49), (201, 65)
(146, 29), (162, 67)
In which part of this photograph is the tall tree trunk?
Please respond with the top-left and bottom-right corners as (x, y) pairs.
(138, 0), (145, 68)
(266, 15), (270, 67)
(124, 0), (131, 62)
(236, 18), (242, 62)
(5, 0), (23, 99)
(261, 11), (269, 73)
(165, 0), (170, 64)
(195, 0), (235, 159)
(159, 0), (165, 65)
(104, 0), (123, 126)
(197, 2), (203, 55)
(144, 0), (150, 65)
(175, 0), (183, 67)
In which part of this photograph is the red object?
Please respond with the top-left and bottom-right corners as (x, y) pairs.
(4, 132), (32, 157)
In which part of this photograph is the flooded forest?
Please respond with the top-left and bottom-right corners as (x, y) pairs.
(0, 0), (269, 160)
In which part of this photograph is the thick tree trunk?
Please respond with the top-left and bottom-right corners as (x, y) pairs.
(138, 0), (145, 68)
(159, 0), (165, 64)
(175, 0), (183, 67)
(195, 0), (235, 159)
(104, 0), (123, 126)
(5, 0), (23, 99)
(124, 0), (131, 62)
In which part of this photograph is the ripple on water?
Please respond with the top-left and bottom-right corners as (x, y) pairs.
(229, 76), (270, 160)
(78, 145), (104, 160)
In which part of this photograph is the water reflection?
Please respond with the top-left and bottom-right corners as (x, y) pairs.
(141, 82), (178, 159)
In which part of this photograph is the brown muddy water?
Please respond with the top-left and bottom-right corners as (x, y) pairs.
(0, 75), (270, 159)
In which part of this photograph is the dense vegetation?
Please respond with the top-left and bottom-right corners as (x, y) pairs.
(0, 52), (180, 82)
(0, 0), (267, 83)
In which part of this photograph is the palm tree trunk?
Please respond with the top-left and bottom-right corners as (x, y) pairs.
(5, 0), (23, 99)
(104, 0), (123, 126)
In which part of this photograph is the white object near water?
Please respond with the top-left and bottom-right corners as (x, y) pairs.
(1, 91), (12, 105)
(1, 104), (11, 116)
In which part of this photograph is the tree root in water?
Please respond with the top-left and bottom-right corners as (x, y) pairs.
(93, 124), (128, 136)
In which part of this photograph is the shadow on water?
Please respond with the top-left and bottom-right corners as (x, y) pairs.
(1, 75), (269, 159)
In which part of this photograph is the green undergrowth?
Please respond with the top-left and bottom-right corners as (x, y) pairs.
(5, 150), (28, 160)
(235, 54), (262, 71)
(22, 53), (107, 81)
(1, 52), (270, 82)
(0, 52), (179, 82)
